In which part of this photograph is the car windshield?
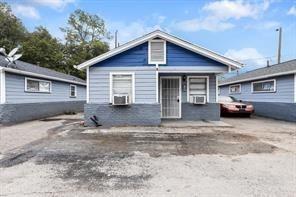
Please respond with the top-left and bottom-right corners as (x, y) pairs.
(218, 96), (237, 102)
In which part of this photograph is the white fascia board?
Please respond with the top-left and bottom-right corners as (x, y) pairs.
(158, 70), (225, 73)
(219, 70), (296, 86)
(76, 30), (243, 70)
(1, 67), (86, 86)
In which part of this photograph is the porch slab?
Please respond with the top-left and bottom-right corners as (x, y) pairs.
(160, 120), (232, 128)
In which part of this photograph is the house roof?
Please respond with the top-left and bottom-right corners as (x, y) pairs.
(76, 30), (243, 70)
(219, 59), (296, 86)
(0, 55), (86, 85)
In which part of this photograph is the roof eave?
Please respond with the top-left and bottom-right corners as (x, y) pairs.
(219, 70), (296, 86)
(1, 67), (86, 86)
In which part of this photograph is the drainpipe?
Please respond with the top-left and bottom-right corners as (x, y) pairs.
(0, 68), (6, 104)
(156, 64), (159, 103)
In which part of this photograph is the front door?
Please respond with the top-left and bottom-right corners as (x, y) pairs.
(160, 77), (181, 118)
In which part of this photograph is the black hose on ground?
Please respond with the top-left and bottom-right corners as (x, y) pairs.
(90, 115), (102, 127)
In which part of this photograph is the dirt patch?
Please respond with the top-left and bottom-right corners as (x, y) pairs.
(35, 153), (152, 191)
(63, 131), (279, 157)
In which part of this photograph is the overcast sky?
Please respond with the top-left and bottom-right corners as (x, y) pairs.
(5, 0), (296, 72)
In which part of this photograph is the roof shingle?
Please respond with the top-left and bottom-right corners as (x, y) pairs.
(220, 59), (296, 85)
(0, 55), (85, 84)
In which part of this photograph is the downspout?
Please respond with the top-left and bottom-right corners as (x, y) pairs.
(0, 68), (6, 104)
(86, 67), (89, 103)
(156, 64), (159, 103)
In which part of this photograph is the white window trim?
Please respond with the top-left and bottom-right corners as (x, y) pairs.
(109, 72), (135, 104)
(251, 79), (276, 93)
(229, 84), (241, 94)
(0, 69), (6, 104)
(70, 84), (77, 98)
(187, 76), (210, 103)
(148, 39), (166, 65)
(25, 77), (52, 93)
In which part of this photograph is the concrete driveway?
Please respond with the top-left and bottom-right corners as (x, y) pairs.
(0, 115), (295, 196)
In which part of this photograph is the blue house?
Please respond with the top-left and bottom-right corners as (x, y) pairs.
(219, 60), (296, 122)
(0, 55), (86, 124)
(77, 30), (242, 126)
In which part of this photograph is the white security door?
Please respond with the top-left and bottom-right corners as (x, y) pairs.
(161, 77), (181, 118)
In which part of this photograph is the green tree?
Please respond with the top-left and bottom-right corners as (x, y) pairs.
(21, 26), (66, 72)
(61, 9), (111, 71)
(61, 9), (111, 45)
(0, 2), (27, 51)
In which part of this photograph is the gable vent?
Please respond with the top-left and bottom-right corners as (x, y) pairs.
(149, 40), (166, 64)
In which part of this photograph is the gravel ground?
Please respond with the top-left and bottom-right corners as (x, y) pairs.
(0, 114), (83, 155)
(0, 115), (295, 196)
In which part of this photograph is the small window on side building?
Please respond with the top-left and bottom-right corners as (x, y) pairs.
(252, 79), (276, 93)
(25, 78), (51, 93)
(70, 85), (77, 97)
(229, 84), (241, 94)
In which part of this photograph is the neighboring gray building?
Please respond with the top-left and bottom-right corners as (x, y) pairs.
(76, 30), (242, 126)
(219, 60), (296, 122)
(0, 55), (86, 124)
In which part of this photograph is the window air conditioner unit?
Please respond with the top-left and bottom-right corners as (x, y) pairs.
(112, 95), (129, 105)
(192, 95), (206, 105)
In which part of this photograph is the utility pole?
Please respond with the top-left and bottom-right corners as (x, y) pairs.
(115, 30), (118, 48)
(276, 27), (282, 64)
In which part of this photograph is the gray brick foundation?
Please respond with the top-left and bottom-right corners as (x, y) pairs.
(84, 103), (161, 126)
(181, 103), (220, 121)
(0, 101), (85, 125)
(251, 102), (296, 122)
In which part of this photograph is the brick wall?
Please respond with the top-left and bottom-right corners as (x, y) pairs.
(0, 101), (85, 125)
(251, 102), (296, 122)
(84, 103), (161, 126)
(182, 103), (220, 121)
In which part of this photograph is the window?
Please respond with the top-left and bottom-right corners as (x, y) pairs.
(187, 76), (209, 103)
(70, 85), (77, 97)
(110, 73), (134, 103)
(229, 84), (241, 94)
(148, 40), (166, 64)
(252, 79), (276, 93)
(25, 78), (51, 93)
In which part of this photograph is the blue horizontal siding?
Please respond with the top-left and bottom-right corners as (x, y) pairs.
(166, 42), (226, 67)
(89, 67), (157, 104)
(5, 73), (86, 104)
(219, 75), (295, 103)
(93, 41), (227, 68)
(94, 43), (149, 67)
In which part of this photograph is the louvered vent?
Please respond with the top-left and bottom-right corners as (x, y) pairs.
(149, 41), (165, 64)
